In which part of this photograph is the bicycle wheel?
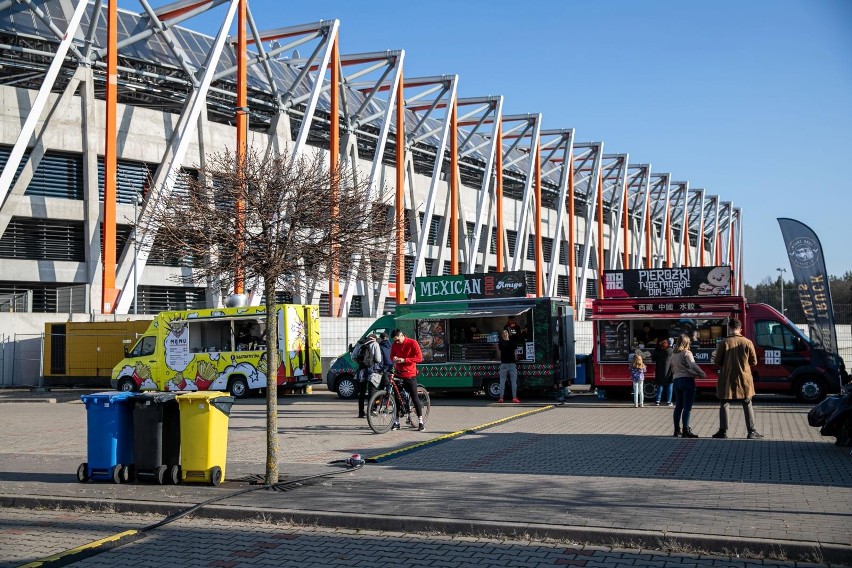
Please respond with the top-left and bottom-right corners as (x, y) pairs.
(367, 391), (397, 434)
(409, 386), (430, 427)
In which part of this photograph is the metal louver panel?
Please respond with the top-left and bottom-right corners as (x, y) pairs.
(136, 286), (205, 313)
(0, 282), (63, 312)
(0, 145), (82, 200)
(0, 217), (84, 261)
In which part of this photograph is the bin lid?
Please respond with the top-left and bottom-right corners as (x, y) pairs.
(133, 392), (177, 405)
(80, 391), (137, 404)
(176, 392), (234, 416)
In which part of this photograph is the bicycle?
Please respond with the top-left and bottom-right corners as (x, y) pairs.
(366, 374), (431, 434)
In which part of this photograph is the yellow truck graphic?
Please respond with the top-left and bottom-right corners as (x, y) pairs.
(111, 304), (321, 398)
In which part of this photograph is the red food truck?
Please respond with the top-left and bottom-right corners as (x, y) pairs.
(591, 266), (847, 403)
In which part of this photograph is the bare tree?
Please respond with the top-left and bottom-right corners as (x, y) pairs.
(141, 147), (394, 483)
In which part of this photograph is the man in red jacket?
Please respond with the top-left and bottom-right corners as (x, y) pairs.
(390, 328), (425, 431)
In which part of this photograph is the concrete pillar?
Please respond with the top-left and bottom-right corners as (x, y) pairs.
(81, 67), (104, 313)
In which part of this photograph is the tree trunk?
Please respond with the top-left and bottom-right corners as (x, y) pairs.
(264, 275), (279, 484)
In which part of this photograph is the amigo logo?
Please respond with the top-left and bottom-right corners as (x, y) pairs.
(787, 237), (820, 269)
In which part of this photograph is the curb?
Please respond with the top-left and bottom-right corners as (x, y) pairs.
(2, 494), (848, 565)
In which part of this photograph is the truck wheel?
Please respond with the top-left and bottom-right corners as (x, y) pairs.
(794, 375), (827, 403)
(229, 377), (249, 399)
(117, 377), (137, 392)
(484, 380), (501, 401)
(336, 376), (358, 399)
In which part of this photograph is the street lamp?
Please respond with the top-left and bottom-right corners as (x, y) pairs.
(776, 267), (787, 315)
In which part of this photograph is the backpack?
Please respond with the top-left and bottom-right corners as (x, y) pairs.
(354, 341), (375, 367)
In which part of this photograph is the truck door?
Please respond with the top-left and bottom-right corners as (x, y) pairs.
(752, 319), (810, 386)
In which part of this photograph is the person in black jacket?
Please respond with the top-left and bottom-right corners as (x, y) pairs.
(378, 333), (393, 388)
(654, 338), (674, 406)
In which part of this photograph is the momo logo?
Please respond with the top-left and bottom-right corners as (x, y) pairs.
(765, 349), (781, 365)
(787, 237), (821, 269)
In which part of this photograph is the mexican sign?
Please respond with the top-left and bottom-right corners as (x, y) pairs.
(415, 271), (527, 303)
(602, 266), (732, 299)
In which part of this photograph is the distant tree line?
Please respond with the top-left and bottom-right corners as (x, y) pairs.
(744, 271), (852, 325)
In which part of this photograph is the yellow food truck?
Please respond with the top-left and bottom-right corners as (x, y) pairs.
(110, 304), (321, 398)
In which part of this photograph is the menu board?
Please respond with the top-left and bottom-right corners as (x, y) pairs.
(450, 343), (499, 362)
(599, 321), (630, 362)
(416, 319), (447, 363)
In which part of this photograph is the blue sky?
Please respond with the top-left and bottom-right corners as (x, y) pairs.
(139, 0), (852, 285)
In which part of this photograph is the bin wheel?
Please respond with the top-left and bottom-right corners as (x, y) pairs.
(123, 464), (136, 483)
(111, 464), (124, 484)
(155, 465), (168, 485)
(210, 466), (222, 486)
(169, 465), (181, 485)
(76, 463), (89, 483)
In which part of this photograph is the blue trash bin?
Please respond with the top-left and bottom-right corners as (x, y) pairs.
(574, 354), (589, 385)
(77, 391), (136, 483)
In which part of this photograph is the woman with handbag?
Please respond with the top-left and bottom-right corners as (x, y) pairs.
(670, 334), (707, 438)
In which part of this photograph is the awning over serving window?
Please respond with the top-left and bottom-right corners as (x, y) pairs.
(395, 307), (531, 321)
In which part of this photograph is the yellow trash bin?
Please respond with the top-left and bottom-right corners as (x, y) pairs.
(176, 392), (234, 486)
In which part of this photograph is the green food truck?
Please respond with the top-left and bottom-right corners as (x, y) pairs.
(326, 272), (576, 399)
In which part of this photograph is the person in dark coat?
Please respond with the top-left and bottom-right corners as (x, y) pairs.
(377, 333), (393, 388)
(654, 338), (674, 406)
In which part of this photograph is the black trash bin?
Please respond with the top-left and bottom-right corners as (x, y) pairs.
(132, 392), (181, 484)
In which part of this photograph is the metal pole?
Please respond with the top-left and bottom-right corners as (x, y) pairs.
(133, 195), (138, 315)
(776, 267), (786, 315)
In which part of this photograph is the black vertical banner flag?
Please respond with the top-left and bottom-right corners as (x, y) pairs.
(777, 218), (840, 371)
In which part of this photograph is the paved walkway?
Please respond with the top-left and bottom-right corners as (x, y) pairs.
(0, 388), (850, 566)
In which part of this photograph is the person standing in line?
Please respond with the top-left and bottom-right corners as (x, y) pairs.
(654, 338), (674, 406)
(712, 319), (763, 439)
(631, 353), (646, 407)
(389, 329), (425, 431)
(670, 334), (706, 438)
(496, 330), (520, 404)
(355, 335), (381, 419)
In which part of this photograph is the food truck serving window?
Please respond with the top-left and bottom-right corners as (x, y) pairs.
(402, 308), (533, 364)
(597, 316), (730, 363)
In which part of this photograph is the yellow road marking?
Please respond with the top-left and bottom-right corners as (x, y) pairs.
(367, 404), (555, 463)
(18, 529), (140, 568)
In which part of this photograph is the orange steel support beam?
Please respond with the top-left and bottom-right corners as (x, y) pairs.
(699, 216), (705, 266)
(665, 200), (672, 268)
(567, 153), (575, 308)
(596, 171), (604, 299)
(328, 34), (341, 316)
(449, 100), (459, 275)
(534, 139), (543, 296)
(495, 123), (504, 273)
(234, 0), (247, 295)
(621, 177), (629, 269)
(101, 0), (118, 314)
(395, 71), (406, 305)
(716, 231), (722, 266)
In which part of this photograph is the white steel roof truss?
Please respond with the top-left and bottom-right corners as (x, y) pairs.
(541, 129), (574, 297)
(138, 0), (199, 82)
(603, 154), (629, 270)
(626, 165), (651, 269)
(407, 76), (458, 301)
(509, 115), (542, 272)
(465, 97), (503, 272)
(338, 52), (405, 315)
(115, 0), (240, 314)
(575, 142), (603, 318)
(0, 0), (87, 208)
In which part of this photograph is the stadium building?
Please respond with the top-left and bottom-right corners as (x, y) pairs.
(0, 0), (743, 320)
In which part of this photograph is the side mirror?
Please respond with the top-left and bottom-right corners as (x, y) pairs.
(124, 346), (129, 357)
